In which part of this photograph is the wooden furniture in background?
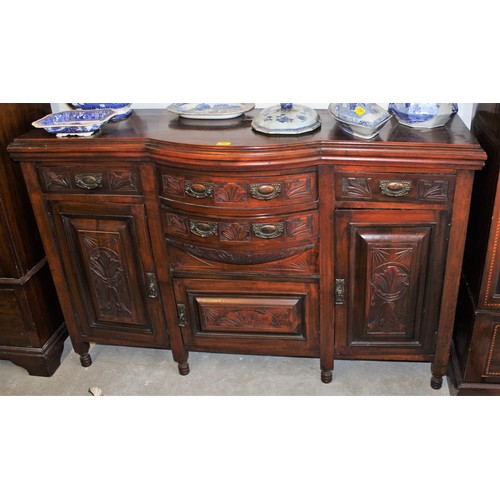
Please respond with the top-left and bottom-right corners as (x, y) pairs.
(449, 103), (500, 395)
(0, 104), (66, 376)
(8, 109), (485, 388)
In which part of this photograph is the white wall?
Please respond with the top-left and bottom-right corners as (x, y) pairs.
(52, 103), (475, 129)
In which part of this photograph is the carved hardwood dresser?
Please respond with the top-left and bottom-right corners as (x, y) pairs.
(8, 108), (486, 388)
(449, 103), (500, 395)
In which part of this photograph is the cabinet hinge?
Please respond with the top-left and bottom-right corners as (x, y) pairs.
(177, 304), (187, 327)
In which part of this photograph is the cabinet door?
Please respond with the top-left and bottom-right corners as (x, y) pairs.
(335, 209), (449, 359)
(49, 200), (168, 347)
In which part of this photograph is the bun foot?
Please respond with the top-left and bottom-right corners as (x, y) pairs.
(178, 362), (190, 376)
(80, 353), (92, 367)
(321, 370), (333, 384)
(431, 375), (443, 390)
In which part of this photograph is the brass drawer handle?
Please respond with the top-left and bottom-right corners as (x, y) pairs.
(379, 180), (412, 197)
(250, 183), (282, 200)
(75, 173), (103, 190)
(185, 180), (214, 199)
(252, 222), (284, 239)
(190, 220), (218, 238)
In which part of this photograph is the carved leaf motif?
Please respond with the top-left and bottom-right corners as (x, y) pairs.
(167, 213), (189, 235)
(341, 177), (372, 198)
(368, 264), (409, 332)
(284, 179), (310, 199)
(203, 308), (283, 330)
(418, 180), (448, 201)
(219, 222), (251, 241)
(45, 171), (70, 190)
(214, 182), (247, 203)
(109, 171), (137, 191)
(287, 216), (312, 237)
(162, 175), (184, 197)
(89, 247), (132, 318)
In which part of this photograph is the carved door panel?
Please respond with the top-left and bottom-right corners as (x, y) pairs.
(172, 278), (319, 357)
(335, 209), (449, 359)
(49, 200), (168, 347)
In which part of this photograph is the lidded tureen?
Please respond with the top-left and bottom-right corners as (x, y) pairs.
(251, 103), (321, 135)
(329, 103), (392, 139)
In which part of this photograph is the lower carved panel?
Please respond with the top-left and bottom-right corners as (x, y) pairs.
(173, 278), (319, 356)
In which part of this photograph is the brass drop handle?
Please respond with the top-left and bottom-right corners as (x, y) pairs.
(185, 180), (214, 199)
(379, 180), (412, 197)
(252, 222), (284, 239)
(75, 173), (103, 190)
(250, 182), (282, 200)
(190, 220), (218, 238)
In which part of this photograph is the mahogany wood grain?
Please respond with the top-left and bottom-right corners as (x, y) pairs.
(8, 109), (486, 385)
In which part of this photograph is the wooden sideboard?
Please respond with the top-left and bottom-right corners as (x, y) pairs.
(448, 104), (500, 395)
(8, 108), (486, 388)
(0, 104), (66, 375)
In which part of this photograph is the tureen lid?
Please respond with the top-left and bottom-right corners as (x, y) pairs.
(251, 103), (321, 135)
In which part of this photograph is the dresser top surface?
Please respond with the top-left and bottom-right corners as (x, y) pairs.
(8, 109), (487, 167)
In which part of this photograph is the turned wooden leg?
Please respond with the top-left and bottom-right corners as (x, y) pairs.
(80, 352), (92, 367)
(178, 362), (190, 376)
(321, 370), (333, 384)
(430, 375), (443, 390)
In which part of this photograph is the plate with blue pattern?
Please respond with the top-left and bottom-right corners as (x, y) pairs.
(167, 103), (255, 119)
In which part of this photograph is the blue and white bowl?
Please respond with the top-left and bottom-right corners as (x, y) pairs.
(32, 109), (117, 137)
(251, 103), (321, 135)
(329, 103), (392, 139)
(388, 103), (458, 128)
(68, 103), (132, 121)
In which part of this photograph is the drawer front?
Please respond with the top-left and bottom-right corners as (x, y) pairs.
(335, 172), (456, 205)
(158, 167), (318, 209)
(37, 165), (143, 195)
(163, 209), (318, 248)
(173, 278), (319, 357)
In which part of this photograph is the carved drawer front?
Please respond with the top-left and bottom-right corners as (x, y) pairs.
(335, 172), (455, 205)
(37, 165), (143, 195)
(163, 209), (318, 249)
(173, 279), (319, 357)
(158, 167), (317, 209)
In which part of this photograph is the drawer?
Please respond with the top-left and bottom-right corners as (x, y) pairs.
(163, 209), (319, 249)
(173, 278), (319, 357)
(335, 172), (456, 205)
(37, 165), (143, 195)
(158, 167), (318, 209)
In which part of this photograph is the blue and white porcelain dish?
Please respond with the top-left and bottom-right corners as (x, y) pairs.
(251, 103), (321, 135)
(167, 103), (255, 119)
(32, 109), (117, 137)
(388, 103), (458, 128)
(329, 103), (392, 139)
(68, 103), (132, 121)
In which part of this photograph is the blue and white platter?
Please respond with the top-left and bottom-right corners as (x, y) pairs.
(329, 103), (392, 139)
(68, 103), (132, 121)
(32, 109), (117, 137)
(251, 103), (321, 135)
(388, 103), (458, 128)
(167, 103), (255, 119)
